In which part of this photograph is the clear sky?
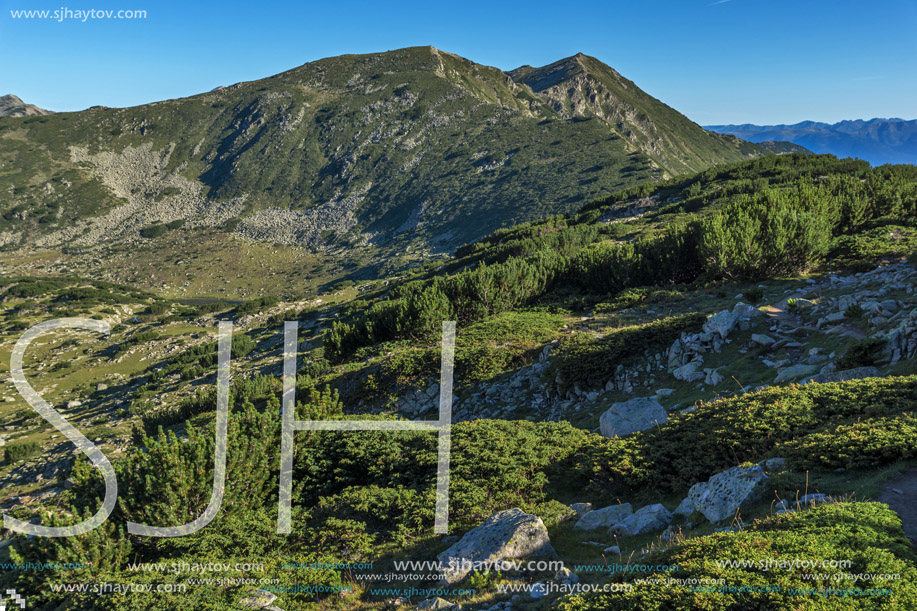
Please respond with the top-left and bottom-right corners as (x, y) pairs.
(1, 0), (915, 125)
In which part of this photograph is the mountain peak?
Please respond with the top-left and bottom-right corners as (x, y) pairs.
(0, 94), (53, 117)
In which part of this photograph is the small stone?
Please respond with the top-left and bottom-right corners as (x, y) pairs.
(239, 589), (278, 610)
(751, 334), (776, 347)
(529, 582), (548, 599)
(417, 598), (456, 610)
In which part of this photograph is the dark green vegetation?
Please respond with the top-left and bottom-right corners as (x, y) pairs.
(326, 154), (917, 364)
(4, 370), (916, 608)
(552, 313), (705, 391)
(1, 153), (916, 610)
(591, 376), (917, 494)
(2, 439), (40, 464)
(557, 502), (917, 610)
(0, 47), (769, 260)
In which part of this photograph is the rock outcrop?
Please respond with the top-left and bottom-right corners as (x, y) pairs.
(438, 508), (556, 584)
(599, 397), (667, 438)
(688, 465), (769, 523)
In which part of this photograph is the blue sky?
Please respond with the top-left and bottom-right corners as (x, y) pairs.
(1, 0), (915, 124)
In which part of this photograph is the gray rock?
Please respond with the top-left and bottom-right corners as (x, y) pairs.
(673, 360), (705, 382)
(880, 299), (899, 314)
(574, 504), (634, 531)
(417, 598), (456, 610)
(761, 457), (787, 472)
(703, 309), (739, 340)
(529, 582), (548, 599)
(750, 334), (776, 347)
(554, 567), (579, 584)
(732, 302), (762, 319)
(704, 368), (725, 386)
(774, 364), (819, 383)
(655, 388), (676, 397)
(795, 493), (829, 507)
(688, 465), (769, 523)
(610, 503), (673, 536)
(673, 497), (694, 517)
(66, 400), (82, 409)
(599, 397), (667, 438)
(438, 508), (556, 584)
(803, 366), (881, 385)
(569, 502), (592, 517)
(239, 589), (278, 610)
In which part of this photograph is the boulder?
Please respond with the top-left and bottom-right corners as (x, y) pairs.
(437, 508), (556, 584)
(703, 309), (739, 339)
(574, 503), (633, 531)
(802, 366), (880, 385)
(704, 368), (724, 386)
(732, 302), (762, 319)
(773, 364), (819, 383)
(599, 397), (667, 438)
(688, 465), (769, 523)
(610, 503), (673, 536)
(673, 497), (694, 517)
(673, 360), (704, 382)
(569, 502), (592, 517)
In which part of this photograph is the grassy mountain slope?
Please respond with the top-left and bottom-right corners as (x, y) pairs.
(0, 47), (769, 275)
(1, 154), (917, 609)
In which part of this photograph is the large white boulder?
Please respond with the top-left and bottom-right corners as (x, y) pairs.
(599, 397), (667, 438)
(688, 465), (769, 523)
(574, 503), (633, 531)
(437, 508), (556, 584)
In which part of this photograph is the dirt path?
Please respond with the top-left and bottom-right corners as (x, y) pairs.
(878, 469), (917, 543)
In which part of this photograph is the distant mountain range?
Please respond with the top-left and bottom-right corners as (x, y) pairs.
(706, 119), (917, 166)
(0, 94), (52, 117)
(0, 47), (783, 260)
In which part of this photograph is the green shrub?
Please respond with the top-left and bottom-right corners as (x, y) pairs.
(698, 186), (834, 280)
(845, 303), (866, 319)
(743, 286), (764, 303)
(838, 337), (885, 369)
(139, 224), (167, 239)
(589, 376), (917, 494)
(553, 312), (705, 391)
(230, 334), (256, 358)
(557, 502), (917, 610)
(3, 439), (40, 463)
